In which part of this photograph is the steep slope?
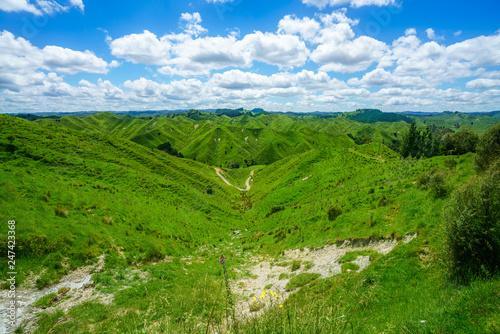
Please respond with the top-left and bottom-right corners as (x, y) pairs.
(0, 114), (243, 287)
(243, 143), (475, 252)
(36, 112), (413, 166)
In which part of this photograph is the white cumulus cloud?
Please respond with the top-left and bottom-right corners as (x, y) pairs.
(278, 15), (321, 41)
(302, 0), (397, 9)
(466, 78), (500, 90)
(0, 30), (114, 91)
(242, 32), (309, 68)
(110, 30), (171, 65)
(180, 12), (207, 37)
(0, 0), (85, 15)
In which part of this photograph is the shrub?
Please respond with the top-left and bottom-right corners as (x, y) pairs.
(377, 195), (388, 207)
(327, 205), (342, 221)
(266, 206), (284, 217)
(35, 272), (57, 289)
(442, 128), (479, 155)
(286, 273), (321, 291)
(157, 142), (183, 158)
(444, 158), (457, 171)
(417, 168), (449, 198)
(54, 206), (68, 217)
(444, 161), (500, 283)
(429, 170), (449, 198)
(144, 242), (165, 262)
(206, 185), (213, 195)
(475, 123), (500, 172)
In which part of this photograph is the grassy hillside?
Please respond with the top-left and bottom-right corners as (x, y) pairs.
(243, 143), (475, 252)
(0, 114), (243, 287)
(414, 111), (499, 136)
(343, 109), (413, 124)
(1, 112), (499, 334)
(36, 112), (412, 166)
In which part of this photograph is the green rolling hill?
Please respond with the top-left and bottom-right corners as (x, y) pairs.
(1, 111), (499, 334)
(36, 111), (413, 166)
(0, 114), (244, 286)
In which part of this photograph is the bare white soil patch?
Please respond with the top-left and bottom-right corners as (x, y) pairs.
(232, 234), (417, 319)
(0, 256), (110, 334)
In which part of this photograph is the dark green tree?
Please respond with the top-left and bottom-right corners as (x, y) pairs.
(401, 121), (417, 158)
(401, 122), (440, 158)
(442, 128), (479, 155)
(157, 142), (183, 158)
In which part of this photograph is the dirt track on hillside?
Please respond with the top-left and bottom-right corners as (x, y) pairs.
(215, 168), (255, 191)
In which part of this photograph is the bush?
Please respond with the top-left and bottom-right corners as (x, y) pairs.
(377, 195), (388, 207)
(428, 170), (449, 198)
(54, 206), (68, 217)
(475, 123), (500, 172)
(444, 158), (457, 170)
(157, 142), (183, 158)
(327, 205), (342, 221)
(444, 161), (500, 283)
(417, 168), (449, 198)
(143, 242), (165, 263)
(205, 185), (213, 195)
(442, 128), (479, 155)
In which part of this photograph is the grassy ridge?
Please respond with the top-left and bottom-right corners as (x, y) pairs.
(242, 145), (475, 253)
(36, 112), (411, 167)
(1, 112), (499, 333)
(414, 112), (499, 136)
(0, 115), (243, 287)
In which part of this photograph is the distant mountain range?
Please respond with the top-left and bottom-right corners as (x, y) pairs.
(8, 108), (500, 121)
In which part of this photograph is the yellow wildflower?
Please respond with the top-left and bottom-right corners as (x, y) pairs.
(253, 297), (256, 301)
(280, 305), (283, 308)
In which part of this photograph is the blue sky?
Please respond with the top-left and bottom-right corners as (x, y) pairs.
(1, 0), (499, 113)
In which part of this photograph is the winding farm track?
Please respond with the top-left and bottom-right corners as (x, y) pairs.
(214, 168), (255, 191)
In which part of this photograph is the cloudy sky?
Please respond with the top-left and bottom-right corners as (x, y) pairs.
(1, 0), (499, 113)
